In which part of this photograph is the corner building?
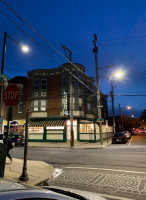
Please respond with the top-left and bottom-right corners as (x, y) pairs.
(12, 63), (112, 142)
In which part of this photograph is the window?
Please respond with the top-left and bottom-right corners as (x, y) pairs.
(18, 102), (23, 113)
(34, 79), (39, 89)
(78, 98), (83, 107)
(63, 76), (66, 87)
(41, 79), (47, 89)
(41, 92), (46, 97)
(34, 92), (39, 97)
(34, 100), (39, 111)
(87, 103), (91, 111)
(40, 100), (46, 111)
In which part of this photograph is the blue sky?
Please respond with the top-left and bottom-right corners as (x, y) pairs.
(0, 0), (146, 117)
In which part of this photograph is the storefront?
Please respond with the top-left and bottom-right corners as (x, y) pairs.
(28, 119), (66, 142)
(78, 119), (113, 142)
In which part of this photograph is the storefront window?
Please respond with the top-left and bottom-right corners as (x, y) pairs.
(80, 123), (94, 133)
(28, 127), (44, 133)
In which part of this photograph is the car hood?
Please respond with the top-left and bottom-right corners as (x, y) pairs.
(45, 186), (107, 200)
(0, 178), (26, 192)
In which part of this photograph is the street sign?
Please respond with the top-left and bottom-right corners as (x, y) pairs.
(3, 84), (21, 107)
(97, 118), (104, 122)
(97, 105), (103, 108)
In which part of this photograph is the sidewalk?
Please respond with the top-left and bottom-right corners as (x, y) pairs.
(4, 158), (54, 186)
(28, 138), (112, 149)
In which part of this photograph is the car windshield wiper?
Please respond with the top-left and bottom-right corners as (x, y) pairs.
(43, 187), (88, 200)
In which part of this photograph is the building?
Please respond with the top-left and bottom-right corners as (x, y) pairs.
(4, 63), (111, 142)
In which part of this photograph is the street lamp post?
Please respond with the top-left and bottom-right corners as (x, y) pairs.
(19, 110), (29, 181)
(0, 32), (29, 178)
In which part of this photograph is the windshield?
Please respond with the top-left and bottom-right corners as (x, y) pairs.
(1, 1), (146, 200)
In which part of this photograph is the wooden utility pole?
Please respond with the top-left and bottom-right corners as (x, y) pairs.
(61, 44), (74, 146)
(93, 34), (103, 145)
(119, 104), (123, 131)
(111, 80), (115, 134)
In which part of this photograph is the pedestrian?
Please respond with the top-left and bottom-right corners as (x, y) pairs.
(3, 135), (13, 162)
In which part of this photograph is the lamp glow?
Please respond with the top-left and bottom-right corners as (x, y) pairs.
(127, 106), (131, 110)
(21, 45), (29, 53)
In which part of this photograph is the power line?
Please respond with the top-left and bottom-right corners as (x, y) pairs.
(0, 0), (88, 77)
(73, 0), (94, 34)
(0, 8), (96, 95)
(112, 94), (146, 97)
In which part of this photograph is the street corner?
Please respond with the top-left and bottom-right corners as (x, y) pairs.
(4, 158), (54, 186)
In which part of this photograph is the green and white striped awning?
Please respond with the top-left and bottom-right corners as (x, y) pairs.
(28, 120), (65, 127)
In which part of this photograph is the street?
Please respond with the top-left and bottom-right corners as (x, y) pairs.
(13, 134), (146, 200)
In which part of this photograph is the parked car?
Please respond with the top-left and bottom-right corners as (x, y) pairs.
(9, 134), (25, 147)
(123, 131), (131, 139)
(0, 178), (107, 200)
(112, 132), (128, 144)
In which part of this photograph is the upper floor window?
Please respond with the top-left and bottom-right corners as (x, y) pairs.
(87, 103), (91, 112)
(63, 76), (66, 87)
(34, 100), (39, 111)
(41, 79), (47, 89)
(40, 100), (46, 111)
(21, 85), (24, 94)
(78, 98), (83, 107)
(18, 102), (23, 113)
(34, 79), (39, 89)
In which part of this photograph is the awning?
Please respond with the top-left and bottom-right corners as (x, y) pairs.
(28, 120), (65, 127)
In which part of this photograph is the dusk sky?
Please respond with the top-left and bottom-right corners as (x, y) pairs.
(0, 0), (146, 117)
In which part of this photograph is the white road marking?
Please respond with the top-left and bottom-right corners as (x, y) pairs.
(65, 166), (146, 174)
(129, 137), (132, 146)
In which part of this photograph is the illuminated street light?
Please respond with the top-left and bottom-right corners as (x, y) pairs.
(20, 43), (29, 53)
(131, 115), (134, 118)
(110, 69), (125, 81)
(127, 106), (131, 110)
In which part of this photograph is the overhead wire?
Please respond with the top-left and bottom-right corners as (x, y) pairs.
(0, 0), (88, 77)
(0, 7), (96, 95)
(73, 0), (94, 34)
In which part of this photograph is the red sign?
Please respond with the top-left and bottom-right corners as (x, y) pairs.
(3, 84), (21, 107)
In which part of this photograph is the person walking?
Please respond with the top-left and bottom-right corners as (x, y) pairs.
(3, 136), (13, 162)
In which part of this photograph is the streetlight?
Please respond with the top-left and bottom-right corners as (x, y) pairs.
(110, 70), (125, 134)
(127, 106), (131, 110)
(0, 31), (29, 178)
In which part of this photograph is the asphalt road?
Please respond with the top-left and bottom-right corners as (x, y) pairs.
(13, 134), (146, 172)
(13, 133), (146, 200)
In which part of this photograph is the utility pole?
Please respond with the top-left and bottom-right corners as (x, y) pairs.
(61, 44), (74, 146)
(93, 34), (103, 145)
(119, 104), (123, 131)
(111, 80), (115, 134)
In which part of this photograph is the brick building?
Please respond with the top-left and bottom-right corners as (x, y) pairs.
(4, 63), (111, 142)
